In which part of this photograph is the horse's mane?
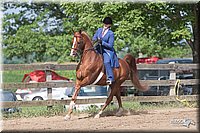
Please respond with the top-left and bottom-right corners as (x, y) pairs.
(81, 31), (92, 43)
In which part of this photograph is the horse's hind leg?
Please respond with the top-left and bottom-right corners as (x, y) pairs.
(115, 90), (124, 117)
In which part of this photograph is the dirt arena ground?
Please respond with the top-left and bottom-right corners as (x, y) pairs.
(1, 107), (199, 132)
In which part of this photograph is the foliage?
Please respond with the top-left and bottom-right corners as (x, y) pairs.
(2, 2), (72, 63)
(61, 2), (193, 58)
(2, 2), (195, 64)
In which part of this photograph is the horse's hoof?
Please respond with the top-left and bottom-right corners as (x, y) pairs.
(115, 112), (123, 117)
(64, 115), (71, 121)
(94, 114), (100, 118)
(116, 108), (124, 117)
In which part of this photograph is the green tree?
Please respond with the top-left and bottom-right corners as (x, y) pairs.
(3, 2), (199, 63)
(62, 2), (194, 58)
(2, 2), (72, 63)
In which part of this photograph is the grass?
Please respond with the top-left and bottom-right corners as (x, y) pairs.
(3, 70), (32, 83)
(81, 101), (198, 116)
(2, 101), (198, 119)
(2, 105), (66, 119)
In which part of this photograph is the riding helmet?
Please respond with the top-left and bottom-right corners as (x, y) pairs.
(103, 17), (113, 25)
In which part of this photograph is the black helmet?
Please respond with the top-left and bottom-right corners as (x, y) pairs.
(103, 17), (113, 25)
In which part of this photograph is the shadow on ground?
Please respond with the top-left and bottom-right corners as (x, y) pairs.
(78, 109), (149, 119)
(101, 108), (148, 117)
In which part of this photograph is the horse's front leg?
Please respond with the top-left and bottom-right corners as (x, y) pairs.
(64, 84), (81, 120)
(64, 75), (93, 120)
(94, 84), (117, 118)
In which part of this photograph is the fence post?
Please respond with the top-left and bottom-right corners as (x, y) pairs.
(46, 70), (53, 109)
(169, 62), (176, 96)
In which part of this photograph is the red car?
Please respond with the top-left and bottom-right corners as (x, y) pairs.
(136, 57), (161, 64)
(16, 70), (72, 100)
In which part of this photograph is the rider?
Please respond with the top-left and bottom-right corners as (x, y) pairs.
(92, 17), (119, 85)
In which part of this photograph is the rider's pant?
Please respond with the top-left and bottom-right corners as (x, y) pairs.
(103, 53), (114, 82)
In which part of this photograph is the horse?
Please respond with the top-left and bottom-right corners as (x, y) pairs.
(64, 30), (149, 120)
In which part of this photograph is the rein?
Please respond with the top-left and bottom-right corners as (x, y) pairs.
(72, 44), (96, 60)
(80, 47), (96, 60)
(81, 40), (101, 57)
(71, 48), (82, 59)
(72, 35), (98, 57)
(71, 33), (102, 63)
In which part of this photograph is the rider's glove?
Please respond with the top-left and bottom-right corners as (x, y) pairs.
(97, 39), (102, 45)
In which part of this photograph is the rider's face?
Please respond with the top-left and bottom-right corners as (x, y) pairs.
(103, 24), (111, 28)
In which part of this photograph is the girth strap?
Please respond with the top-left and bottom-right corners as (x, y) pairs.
(92, 65), (105, 85)
(92, 72), (104, 85)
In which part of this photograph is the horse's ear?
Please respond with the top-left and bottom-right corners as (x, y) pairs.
(79, 30), (82, 34)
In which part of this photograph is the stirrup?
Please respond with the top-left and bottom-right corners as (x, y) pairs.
(106, 79), (112, 85)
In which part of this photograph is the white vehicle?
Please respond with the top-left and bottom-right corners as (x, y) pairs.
(16, 69), (72, 101)
(64, 86), (112, 111)
(17, 80), (72, 101)
(64, 96), (108, 111)
(23, 85), (111, 111)
(16, 81), (38, 100)
(23, 87), (71, 101)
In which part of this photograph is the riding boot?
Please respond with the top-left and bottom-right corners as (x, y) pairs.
(104, 62), (114, 84)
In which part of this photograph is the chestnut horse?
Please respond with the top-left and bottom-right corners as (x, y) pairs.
(64, 31), (148, 120)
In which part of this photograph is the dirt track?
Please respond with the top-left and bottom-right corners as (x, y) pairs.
(2, 107), (199, 132)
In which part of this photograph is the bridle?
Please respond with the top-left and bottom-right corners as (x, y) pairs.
(70, 34), (83, 57)
(70, 33), (96, 57)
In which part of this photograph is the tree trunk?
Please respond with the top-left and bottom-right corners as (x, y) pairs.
(192, 2), (200, 94)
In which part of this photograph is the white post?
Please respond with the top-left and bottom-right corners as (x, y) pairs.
(46, 70), (52, 108)
(169, 62), (176, 96)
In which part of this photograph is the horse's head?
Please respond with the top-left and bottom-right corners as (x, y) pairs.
(70, 30), (93, 57)
(70, 30), (86, 57)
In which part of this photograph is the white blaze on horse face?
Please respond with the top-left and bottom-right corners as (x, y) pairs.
(70, 37), (76, 56)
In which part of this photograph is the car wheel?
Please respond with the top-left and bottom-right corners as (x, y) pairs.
(17, 108), (22, 112)
(32, 96), (43, 101)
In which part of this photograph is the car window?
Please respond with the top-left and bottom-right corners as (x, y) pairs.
(177, 75), (193, 79)
(40, 88), (47, 92)
(156, 59), (193, 64)
(81, 87), (96, 92)
(0, 91), (17, 101)
(69, 86), (108, 96)
(158, 76), (169, 80)
(178, 60), (193, 64)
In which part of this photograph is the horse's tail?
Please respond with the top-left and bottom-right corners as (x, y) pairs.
(124, 54), (149, 91)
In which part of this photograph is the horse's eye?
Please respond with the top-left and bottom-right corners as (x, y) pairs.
(77, 42), (81, 45)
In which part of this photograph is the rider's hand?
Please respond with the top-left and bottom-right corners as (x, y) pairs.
(97, 39), (102, 45)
